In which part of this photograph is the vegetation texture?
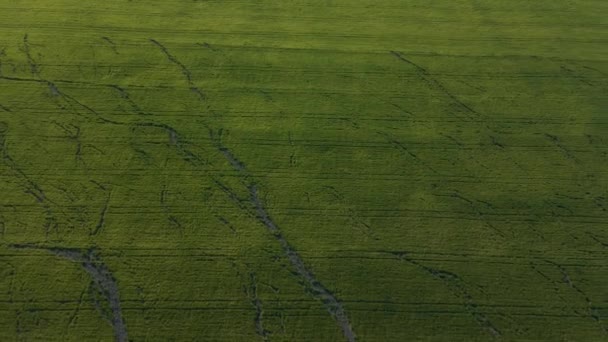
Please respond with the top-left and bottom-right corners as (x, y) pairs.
(0, 0), (607, 341)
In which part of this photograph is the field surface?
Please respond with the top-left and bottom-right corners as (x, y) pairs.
(1, 1), (607, 341)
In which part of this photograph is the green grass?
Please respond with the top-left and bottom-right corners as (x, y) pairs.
(1, 0), (607, 341)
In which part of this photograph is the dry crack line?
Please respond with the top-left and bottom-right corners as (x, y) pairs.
(10, 244), (128, 342)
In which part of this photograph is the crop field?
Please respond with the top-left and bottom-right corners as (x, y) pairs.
(0, 0), (607, 341)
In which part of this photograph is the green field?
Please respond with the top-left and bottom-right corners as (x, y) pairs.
(1, 1), (607, 341)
